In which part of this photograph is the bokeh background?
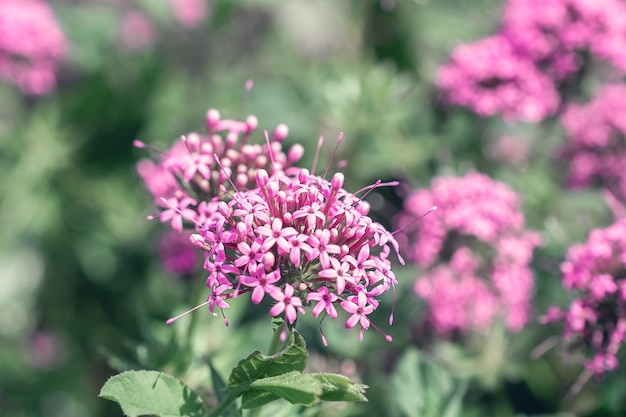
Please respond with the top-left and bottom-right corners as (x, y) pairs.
(2, 0), (625, 416)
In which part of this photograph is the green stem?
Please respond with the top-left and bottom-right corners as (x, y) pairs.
(207, 384), (249, 417)
(267, 321), (286, 356)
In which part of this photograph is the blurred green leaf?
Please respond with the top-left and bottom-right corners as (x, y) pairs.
(390, 348), (466, 417)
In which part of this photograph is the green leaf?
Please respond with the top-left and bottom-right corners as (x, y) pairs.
(227, 330), (307, 389)
(99, 370), (206, 417)
(249, 371), (321, 406)
(311, 373), (368, 402)
(241, 389), (281, 409)
(389, 348), (466, 417)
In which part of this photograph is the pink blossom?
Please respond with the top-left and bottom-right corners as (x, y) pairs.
(158, 231), (198, 276)
(270, 284), (305, 324)
(543, 219), (626, 374)
(141, 110), (400, 343)
(341, 292), (375, 341)
(437, 35), (559, 122)
(395, 173), (541, 334)
(187, 168), (400, 341)
(119, 11), (155, 51)
(169, 0), (207, 28)
(558, 85), (626, 203)
(136, 109), (303, 205)
(501, 0), (626, 77)
(0, 0), (67, 94)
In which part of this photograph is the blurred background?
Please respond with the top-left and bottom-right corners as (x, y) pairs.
(1, 0), (624, 416)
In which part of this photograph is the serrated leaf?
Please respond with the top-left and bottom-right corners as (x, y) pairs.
(227, 330), (307, 389)
(99, 370), (206, 417)
(311, 373), (368, 402)
(249, 371), (321, 406)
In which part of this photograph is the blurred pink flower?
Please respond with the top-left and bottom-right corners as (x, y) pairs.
(0, 0), (67, 94)
(158, 231), (199, 276)
(119, 11), (156, 51)
(543, 219), (626, 374)
(396, 173), (541, 334)
(437, 36), (559, 122)
(488, 135), (529, 164)
(169, 0), (207, 28)
(558, 84), (626, 202)
(501, 0), (626, 77)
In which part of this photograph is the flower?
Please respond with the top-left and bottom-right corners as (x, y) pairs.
(558, 84), (626, 203)
(158, 231), (199, 277)
(169, 0), (207, 28)
(436, 35), (559, 122)
(180, 168), (401, 343)
(0, 0), (67, 95)
(119, 11), (156, 51)
(136, 109), (304, 224)
(501, 0), (626, 77)
(395, 173), (541, 334)
(542, 219), (626, 374)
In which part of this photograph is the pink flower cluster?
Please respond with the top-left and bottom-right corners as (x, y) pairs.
(437, 36), (559, 122)
(185, 168), (401, 343)
(136, 109), (303, 218)
(0, 0), (67, 95)
(437, 0), (626, 121)
(542, 219), (626, 374)
(558, 84), (626, 203)
(395, 173), (541, 334)
(502, 0), (626, 76)
(138, 110), (401, 342)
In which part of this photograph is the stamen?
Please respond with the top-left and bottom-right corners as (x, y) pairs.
(323, 132), (343, 180)
(389, 283), (397, 325)
(311, 136), (324, 174)
(133, 140), (164, 155)
(319, 314), (329, 347)
(213, 154), (242, 196)
(354, 180), (400, 196)
(369, 320), (393, 342)
(567, 369), (593, 400)
(392, 205), (438, 235)
(166, 299), (211, 324)
(530, 335), (560, 359)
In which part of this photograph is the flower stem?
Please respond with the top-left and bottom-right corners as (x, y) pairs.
(267, 321), (286, 356)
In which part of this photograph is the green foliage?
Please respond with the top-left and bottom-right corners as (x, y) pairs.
(99, 370), (205, 417)
(101, 328), (368, 417)
(389, 348), (466, 417)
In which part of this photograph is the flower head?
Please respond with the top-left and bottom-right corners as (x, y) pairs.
(395, 173), (541, 334)
(558, 84), (626, 203)
(542, 219), (626, 374)
(501, 0), (626, 77)
(184, 168), (400, 342)
(136, 110), (304, 226)
(0, 0), (67, 95)
(437, 35), (559, 122)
